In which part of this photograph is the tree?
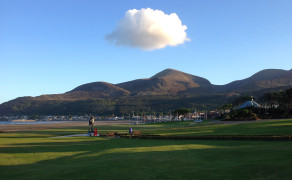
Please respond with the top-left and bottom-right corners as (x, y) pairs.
(219, 104), (233, 112)
(285, 88), (292, 108)
(173, 108), (192, 116)
(260, 91), (287, 108)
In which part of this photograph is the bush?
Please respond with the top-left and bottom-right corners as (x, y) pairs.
(225, 109), (258, 121)
(225, 115), (231, 120)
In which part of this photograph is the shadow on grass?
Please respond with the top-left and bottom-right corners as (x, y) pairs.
(1, 120), (292, 179)
(1, 138), (292, 180)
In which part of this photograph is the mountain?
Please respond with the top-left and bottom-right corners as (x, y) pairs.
(21, 82), (131, 102)
(1, 68), (292, 116)
(215, 69), (292, 92)
(117, 68), (212, 96)
(69, 82), (130, 97)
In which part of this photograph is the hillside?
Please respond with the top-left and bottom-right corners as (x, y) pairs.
(68, 82), (130, 97)
(117, 69), (212, 96)
(0, 68), (292, 116)
(216, 69), (292, 92)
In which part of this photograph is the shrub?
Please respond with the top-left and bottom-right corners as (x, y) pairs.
(225, 109), (258, 121)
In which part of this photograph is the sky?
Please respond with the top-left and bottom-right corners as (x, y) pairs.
(1, 0), (292, 104)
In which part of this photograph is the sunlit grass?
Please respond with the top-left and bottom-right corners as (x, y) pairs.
(92, 119), (292, 136)
(78, 144), (219, 159)
(1, 135), (292, 179)
(263, 122), (292, 127)
(0, 135), (107, 147)
(143, 119), (292, 136)
(1, 119), (292, 179)
(157, 130), (215, 135)
(0, 151), (88, 165)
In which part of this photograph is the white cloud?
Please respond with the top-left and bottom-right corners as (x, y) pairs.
(106, 8), (190, 50)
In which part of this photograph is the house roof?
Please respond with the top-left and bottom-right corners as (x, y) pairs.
(237, 99), (261, 109)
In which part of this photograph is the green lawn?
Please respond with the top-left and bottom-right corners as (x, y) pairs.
(96, 119), (292, 136)
(1, 119), (292, 180)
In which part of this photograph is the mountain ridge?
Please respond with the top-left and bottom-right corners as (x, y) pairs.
(63, 68), (292, 97)
(216, 68), (292, 92)
(1, 68), (292, 115)
(117, 68), (212, 96)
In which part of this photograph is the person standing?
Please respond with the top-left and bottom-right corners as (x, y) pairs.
(129, 127), (133, 135)
(89, 116), (95, 132)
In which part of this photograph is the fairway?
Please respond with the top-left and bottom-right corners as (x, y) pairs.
(1, 119), (292, 180)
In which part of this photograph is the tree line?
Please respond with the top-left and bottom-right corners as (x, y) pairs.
(221, 88), (292, 120)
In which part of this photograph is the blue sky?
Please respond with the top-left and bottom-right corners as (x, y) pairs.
(1, 0), (292, 104)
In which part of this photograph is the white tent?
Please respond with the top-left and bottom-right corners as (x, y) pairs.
(237, 98), (261, 109)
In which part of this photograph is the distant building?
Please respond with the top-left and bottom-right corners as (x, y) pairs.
(237, 98), (261, 109)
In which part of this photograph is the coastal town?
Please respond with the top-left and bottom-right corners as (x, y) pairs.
(0, 110), (221, 123)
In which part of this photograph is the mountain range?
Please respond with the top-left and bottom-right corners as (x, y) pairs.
(1, 68), (292, 116)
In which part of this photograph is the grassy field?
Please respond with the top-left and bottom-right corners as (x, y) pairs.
(1, 119), (292, 180)
(96, 119), (292, 136)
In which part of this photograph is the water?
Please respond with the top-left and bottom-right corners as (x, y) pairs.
(0, 121), (71, 125)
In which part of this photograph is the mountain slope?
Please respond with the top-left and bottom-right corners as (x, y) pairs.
(216, 69), (292, 92)
(117, 68), (212, 95)
(28, 82), (131, 101)
(69, 81), (130, 97)
(1, 68), (292, 116)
